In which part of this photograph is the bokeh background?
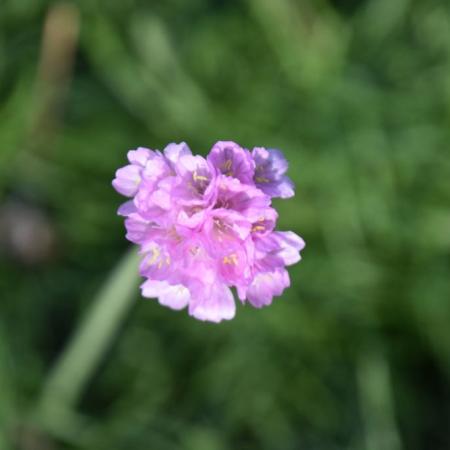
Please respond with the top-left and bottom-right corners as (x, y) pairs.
(1, 0), (449, 449)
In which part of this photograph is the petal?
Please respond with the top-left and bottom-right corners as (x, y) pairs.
(141, 280), (190, 310)
(177, 154), (207, 174)
(206, 208), (252, 241)
(127, 147), (153, 166)
(245, 268), (290, 308)
(159, 284), (190, 310)
(216, 175), (271, 221)
(141, 279), (166, 297)
(253, 147), (288, 177)
(173, 155), (216, 204)
(177, 208), (206, 228)
(124, 215), (149, 243)
(250, 207), (278, 236)
(112, 165), (141, 196)
(265, 148), (289, 175)
(189, 282), (236, 323)
(142, 157), (170, 182)
(273, 231), (305, 265)
(252, 147), (295, 198)
(163, 142), (192, 164)
(207, 141), (255, 183)
(117, 200), (137, 216)
(150, 188), (172, 210)
(139, 243), (172, 280)
(272, 176), (295, 199)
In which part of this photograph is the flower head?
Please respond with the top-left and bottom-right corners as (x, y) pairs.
(113, 141), (304, 322)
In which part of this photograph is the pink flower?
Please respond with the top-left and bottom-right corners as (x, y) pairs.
(113, 141), (304, 322)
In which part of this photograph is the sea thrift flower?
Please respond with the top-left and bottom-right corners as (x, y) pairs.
(113, 141), (305, 322)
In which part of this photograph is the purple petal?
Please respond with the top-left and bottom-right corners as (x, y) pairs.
(265, 148), (289, 174)
(272, 176), (295, 198)
(117, 200), (137, 216)
(207, 141), (255, 183)
(252, 147), (295, 198)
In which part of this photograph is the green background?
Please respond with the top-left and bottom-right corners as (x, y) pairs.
(0, 0), (449, 449)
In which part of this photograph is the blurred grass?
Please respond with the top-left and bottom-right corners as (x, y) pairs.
(0, 0), (449, 449)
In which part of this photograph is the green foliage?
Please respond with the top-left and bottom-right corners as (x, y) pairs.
(0, 0), (449, 449)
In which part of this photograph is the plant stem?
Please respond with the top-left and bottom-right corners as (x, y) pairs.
(34, 247), (140, 438)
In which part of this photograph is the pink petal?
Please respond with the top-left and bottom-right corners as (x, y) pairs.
(112, 165), (141, 196)
(245, 268), (290, 308)
(189, 282), (235, 323)
(141, 280), (190, 310)
(127, 147), (153, 166)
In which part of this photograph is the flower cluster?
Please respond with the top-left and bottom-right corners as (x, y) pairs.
(113, 141), (305, 322)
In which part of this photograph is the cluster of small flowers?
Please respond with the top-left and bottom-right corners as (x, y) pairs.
(113, 141), (305, 322)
